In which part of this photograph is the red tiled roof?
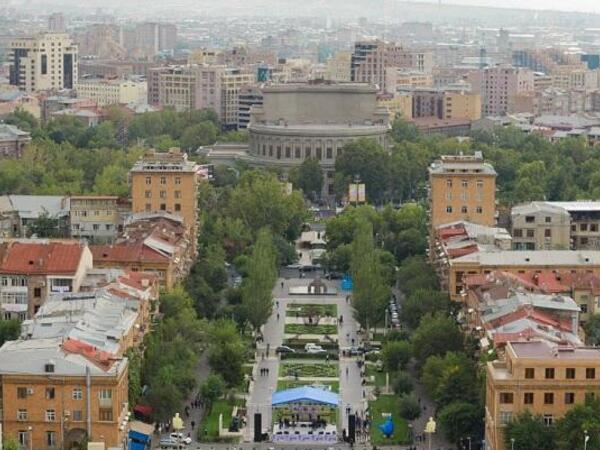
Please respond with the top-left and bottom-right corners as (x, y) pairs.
(118, 272), (158, 291)
(447, 245), (478, 258)
(438, 226), (467, 240)
(90, 242), (169, 265)
(62, 338), (115, 370)
(0, 241), (85, 275)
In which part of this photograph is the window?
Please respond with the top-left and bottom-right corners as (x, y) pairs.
(45, 387), (55, 399)
(175, 191), (181, 199)
(476, 206), (483, 214)
(565, 392), (575, 404)
(446, 179), (453, 188)
(527, 229), (535, 238)
(524, 392), (534, 404)
(545, 216), (552, 223)
(566, 368), (576, 379)
(99, 389), (112, 399)
(144, 190), (151, 198)
(587, 368), (596, 379)
(499, 392), (513, 404)
(45, 409), (56, 422)
(159, 190), (166, 199)
(326, 147), (332, 159)
(525, 216), (535, 223)
(175, 177), (181, 185)
(525, 368), (535, 379)
(446, 206), (453, 213)
(544, 392), (554, 404)
(46, 431), (56, 447)
(18, 431), (27, 446)
(545, 229), (551, 238)
(160, 204), (166, 211)
(174, 204), (181, 211)
(295, 147), (301, 158)
(145, 203), (151, 212)
(17, 387), (27, 399)
(17, 409), (28, 420)
(513, 229), (523, 238)
(591, 224), (598, 232)
(581, 223), (588, 231)
(145, 176), (151, 185)
(545, 368), (555, 379)
(543, 414), (553, 426)
(99, 408), (113, 421)
(72, 388), (82, 400)
(499, 411), (512, 425)
(72, 410), (83, 421)
(41, 54), (47, 74)
(581, 304), (588, 313)
(92, 224), (99, 231)
(461, 206), (468, 214)
(476, 180), (483, 189)
(160, 176), (166, 185)
(461, 179), (468, 188)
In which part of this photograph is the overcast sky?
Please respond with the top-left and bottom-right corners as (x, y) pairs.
(440, 0), (600, 13)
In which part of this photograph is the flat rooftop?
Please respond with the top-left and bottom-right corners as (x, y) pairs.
(511, 340), (600, 360)
(453, 250), (600, 266)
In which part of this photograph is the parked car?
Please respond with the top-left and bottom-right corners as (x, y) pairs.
(159, 438), (181, 449)
(276, 345), (296, 354)
(305, 343), (327, 354)
(170, 433), (192, 445)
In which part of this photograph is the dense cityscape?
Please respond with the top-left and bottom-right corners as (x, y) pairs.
(4, 1), (600, 450)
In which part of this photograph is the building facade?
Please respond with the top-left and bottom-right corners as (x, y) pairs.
(480, 65), (534, 116)
(129, 148), (199, 230)
(69, 196), (122, 243)
(237, 86), (263, 129)
(75, 79), (147, 107)
(511, 202), (571, 250)
(9, 33), (78, 93)
(220, 69), (256, 130)
(486, 341), (600, 450)
(0, 124), (31, 158)
(428, 152), (497, 228)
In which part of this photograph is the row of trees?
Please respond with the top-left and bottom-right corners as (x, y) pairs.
(505, 399), (600, 450)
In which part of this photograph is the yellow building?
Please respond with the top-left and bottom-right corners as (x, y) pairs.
(444, 91), (481, 121)
(220, 69), (256, 129)
(377, 93), (413, 120)
(75, 79), (147, 107)
(325, 51), (352, 82)
(428, 152), (497, 229)
(70, 196), (122, 243)
(486, 341), (600, 450)
(129, 148), (199, 231)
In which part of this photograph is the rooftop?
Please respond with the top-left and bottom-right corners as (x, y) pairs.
(0, 241), (87, 275)
(510, 340), (600, 360)
(453, 250), (600, 266)
(130, 148), (198, 173)
(429, 151), (496, 176)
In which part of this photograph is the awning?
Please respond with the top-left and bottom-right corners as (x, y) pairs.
(272, 386), (339, 407)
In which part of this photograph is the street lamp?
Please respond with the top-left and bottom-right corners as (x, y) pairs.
(585, 430), (590, 450)
(27, 426), (33, 450)
(467, 436), (472, 450)
(511, 437), (515, 450)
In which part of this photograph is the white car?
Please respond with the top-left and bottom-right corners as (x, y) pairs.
(170, 433), (192, 445)
(305, 343), (327, 354)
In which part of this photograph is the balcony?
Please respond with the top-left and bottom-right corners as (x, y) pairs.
(98, 398), (113, 408)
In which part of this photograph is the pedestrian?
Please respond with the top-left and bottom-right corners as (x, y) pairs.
(281, 281), (284, 289)
(277, 312), (280, 320)
(276, 300), (279, 308)
(362, 390), (365, 398)
(346, 367), (349, 377)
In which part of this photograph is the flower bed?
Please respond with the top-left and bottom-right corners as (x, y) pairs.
(286, 303), (337, 317)
(279, 361), (339, 378)
(284, 323), (338, 335)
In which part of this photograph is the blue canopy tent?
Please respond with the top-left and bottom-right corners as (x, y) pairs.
(272, 386), (340, 407)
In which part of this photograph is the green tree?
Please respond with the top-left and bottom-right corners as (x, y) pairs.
(180, 121), (218, 151)
(27, 212), (63, 238)
(93, 164), (129, 197)
(4, 108), (39, 132)
(392, 370), (413, 395)
(411, 313), (464, 369)
(401, 289), (451, 329)
(289, 157), (324, 201)
(335, 138), (390, 203)
(207, 319), (245, 386)
(438, 401), (483, 447)
(0, 319), (20, 346)
(513, 160), (548, 202)
(504, 411), (555, 450)
(242, 229), (277, 331)
(3, 436), (21, 450)
(350, 218), (390, 331)
(126, 348), (143, 406)
(391, 117), (421, 143)
(146, 365), (185, 422)
(381, 340), (412, 372)
(200, 374), (225, 412)
(397, 256), (439, 296)
(555, 398), (600, 450)
(584, 314), (600, 345)
(398, 393), (421, 420)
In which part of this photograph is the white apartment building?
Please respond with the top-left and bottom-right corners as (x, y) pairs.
(75, 78), (148, 106)
(9, 33), (78, 93)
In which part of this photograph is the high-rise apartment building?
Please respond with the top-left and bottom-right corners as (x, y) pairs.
(48, 13), (65, 32)
(129, 148), (199, 230)
(9, 33), (78, 93)
(486, 341), (600, 450)
(351, 40), (433, 93)
(428, 152), (497, 228)
(133, 22), (177, 56)
(479, 65), (534, 116)
(237, 86), (263, 129)
(220, 69), (256, 130)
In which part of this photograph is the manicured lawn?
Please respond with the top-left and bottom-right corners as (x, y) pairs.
(280, 361), (339, 378)
(287, 303), (337, 317)
(277, 379), (340, 392)
(369, 395), (410, 446)
(366, 363), (388, 388)
(284, 323), (338, 335)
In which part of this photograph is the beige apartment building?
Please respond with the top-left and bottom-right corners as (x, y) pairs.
(75, 78), (147, 106)
(9, 33), (78, 93)
(325, 51), (352, 82)
(444, 91), (481, 121)
(220, 69), (256, 130)
(69, 196), (123, 243)
(428, 152), (497, 228)
(377, 93), (413, 120)
(511, 202), (571, 250)
(486, 341), (600, 450)
(129, 148), (199, 230)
